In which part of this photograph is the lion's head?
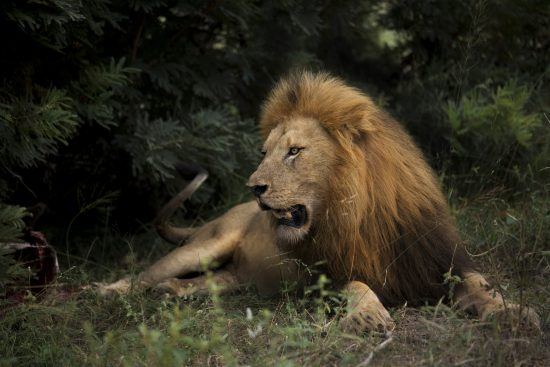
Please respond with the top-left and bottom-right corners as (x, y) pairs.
(247, 71), (378, 244)
(248, 71), (472, 305)
(247, 116), (337, 242)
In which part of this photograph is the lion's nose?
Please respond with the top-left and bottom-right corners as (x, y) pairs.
(250, 184), (268, 197)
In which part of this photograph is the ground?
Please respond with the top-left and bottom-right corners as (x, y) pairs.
(1, 195), (548, 366)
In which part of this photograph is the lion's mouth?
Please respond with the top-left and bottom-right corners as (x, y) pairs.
(259, 202), (308, 228)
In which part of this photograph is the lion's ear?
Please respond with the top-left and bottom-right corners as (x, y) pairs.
(334, 126), (367, 151)
(340, 111), (376, 147)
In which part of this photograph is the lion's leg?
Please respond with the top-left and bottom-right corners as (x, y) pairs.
(96, 230), (240, 297)
(95, 202), (259, 297)
(95, 237), (238, 297)
(154, 269), (242, 297)
(339, 281), (395, 334)
(454, 271), (540, 330)
(137, 231), (240, 286)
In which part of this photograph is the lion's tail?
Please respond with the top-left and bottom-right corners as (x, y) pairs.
(153, 162), (208, 245)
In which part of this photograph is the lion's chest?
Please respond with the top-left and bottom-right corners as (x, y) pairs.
(232, 212), (303, 296)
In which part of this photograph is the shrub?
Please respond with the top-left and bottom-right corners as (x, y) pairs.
(445, 80), (548, 190)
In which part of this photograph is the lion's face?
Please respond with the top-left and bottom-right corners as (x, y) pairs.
(247, 117), (338, 243)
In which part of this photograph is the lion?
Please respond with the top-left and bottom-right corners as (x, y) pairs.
(97, 71), (540, 333)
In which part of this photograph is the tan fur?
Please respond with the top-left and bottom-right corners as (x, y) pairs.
(97, 71), (540, 333)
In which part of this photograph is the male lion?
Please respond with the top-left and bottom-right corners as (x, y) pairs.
(98, 71), (539, 333)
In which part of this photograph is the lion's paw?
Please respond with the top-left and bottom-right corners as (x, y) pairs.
(93, 277), (131, 297)
(340, 305), (395, 335)
(482, 303), (540, 333)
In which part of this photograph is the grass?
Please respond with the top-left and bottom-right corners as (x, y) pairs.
(1, 193), (549, 366)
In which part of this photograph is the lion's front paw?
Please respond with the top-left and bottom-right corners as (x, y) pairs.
(339, 305), (395, 335)
(482, 303), (540, 333)
(93, 277), (132, 297)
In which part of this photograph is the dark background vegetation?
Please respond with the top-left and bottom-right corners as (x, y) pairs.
(0, 1), (549, 366)
(1, 0), (548, 241)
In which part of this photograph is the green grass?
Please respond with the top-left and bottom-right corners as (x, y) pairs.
(1, 194), (549, 366)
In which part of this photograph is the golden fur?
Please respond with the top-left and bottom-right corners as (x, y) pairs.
(97, 71), (540, 333)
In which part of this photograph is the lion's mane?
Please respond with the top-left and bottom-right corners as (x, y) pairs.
(260, 71), (473, 305)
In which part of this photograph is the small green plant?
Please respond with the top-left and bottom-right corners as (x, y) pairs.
(443, 267), (464, 301)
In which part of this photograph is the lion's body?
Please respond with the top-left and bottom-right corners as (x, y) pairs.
(98, 72), (539, 332)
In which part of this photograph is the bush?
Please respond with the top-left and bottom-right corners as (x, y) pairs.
(445, 80), (548, 189)
(0, 0), (548, 250)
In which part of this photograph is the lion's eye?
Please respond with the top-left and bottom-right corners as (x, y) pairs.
(288, 147), (302, 156)
(261, 150), (266, 156)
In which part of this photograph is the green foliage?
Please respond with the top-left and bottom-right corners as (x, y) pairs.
(0, 205), (28, 289)
(377, 0), (549, 175)
(71, 58), (139, 128)
(445, 81), (547, 187)
(448, 82), (538, 149)
(0, 89), (78, 168)
(0, 0), (548, 249)
(0, 246), (28, 294)
(119, 107), (260, 188)
(3, 0), (124, 50)
(0, 205), (27, 243)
